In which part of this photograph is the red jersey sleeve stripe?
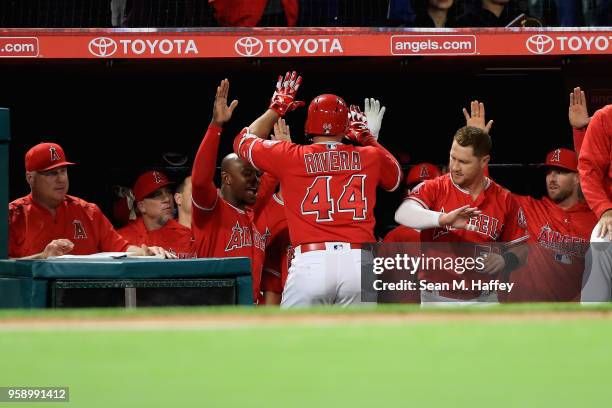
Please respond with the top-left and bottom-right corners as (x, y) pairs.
(406, 196), (429, 210)
(247, 138), (263, 172)
(504, 234), (530, 247)
(192, 192), (219, 211)
(385, 159), (403, 192)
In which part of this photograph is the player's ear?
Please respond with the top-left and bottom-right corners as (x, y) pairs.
(25, 171), (34, 187)
(174, 192), (182, 206)
(136, 200), (145, 215)
(221, 171), (231, 186)
(481, 155), (490, 167)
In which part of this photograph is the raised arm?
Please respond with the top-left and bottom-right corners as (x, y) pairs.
(192, 79), (238, 211)
(462, 100), (493, 134)
(345, 103), (402, 191)
(568, 87), (590, 153)
(246, 71), (303, 139)
(234, 72), (303, 177)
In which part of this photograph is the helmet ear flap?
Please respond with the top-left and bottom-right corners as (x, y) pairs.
(305, 94), (349, 137)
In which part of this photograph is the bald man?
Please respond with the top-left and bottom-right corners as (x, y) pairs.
(191, 79), (277, 304)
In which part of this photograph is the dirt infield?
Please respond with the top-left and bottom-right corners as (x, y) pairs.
(1, 309), (611, 330)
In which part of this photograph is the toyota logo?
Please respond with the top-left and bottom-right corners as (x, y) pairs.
(234, 37), (263, 57)
(88, 37), (117, 57)
(525, 35), (555, 55)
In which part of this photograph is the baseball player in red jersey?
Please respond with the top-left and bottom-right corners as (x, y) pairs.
(118, 171), (196, 258)
(577, 102), (612, 301)
(395, 125), (529, 303)
(9, 142), (174, 259)
(234, 71), (403, 307)
(384, 163), (442, 243)
(505, 148), (597, 301)
(461, 97), (597, 302)
(191, 79), (277, 304)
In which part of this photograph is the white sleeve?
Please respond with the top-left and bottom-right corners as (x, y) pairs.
(394, 199), (442, 230)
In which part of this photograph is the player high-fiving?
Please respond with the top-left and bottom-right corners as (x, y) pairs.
(234, 72), (402, 307)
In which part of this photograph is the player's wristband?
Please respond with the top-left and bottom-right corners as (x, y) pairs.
(502, 252), (519, 273)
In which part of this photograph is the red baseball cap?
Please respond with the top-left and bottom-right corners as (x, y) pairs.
(25, 142), (75, 172)
(133, 170), (174, 202)
(405, 162), (441, 186)
(544, 148), (578, 172)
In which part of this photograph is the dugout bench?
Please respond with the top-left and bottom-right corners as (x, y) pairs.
(0, 257), (253, 308)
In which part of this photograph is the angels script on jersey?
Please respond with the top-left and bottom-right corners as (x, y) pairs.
(433, 207), (501, 240)
(537, 224), (589, 258)
(225, 222), (270, 252)
(304, 150), (362, 174)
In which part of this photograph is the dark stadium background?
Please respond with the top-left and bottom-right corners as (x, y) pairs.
(2, 54), (610, 236)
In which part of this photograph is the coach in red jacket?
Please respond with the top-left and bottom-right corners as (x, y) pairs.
(579, 104), (612, 302)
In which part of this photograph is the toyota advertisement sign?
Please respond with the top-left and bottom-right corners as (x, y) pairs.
(0, 29), (610, 59)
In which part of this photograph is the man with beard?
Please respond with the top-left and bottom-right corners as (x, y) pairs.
(505, 148), (597, 301)
(9, 143), (174, 259)
(118, 170), (196, 259)
(461, 95), (596, 301)
(191, 79), (277, 304)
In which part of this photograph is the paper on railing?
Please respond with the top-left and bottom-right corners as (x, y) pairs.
(50, 252), (129, 259)
(50, 252), (164, 260)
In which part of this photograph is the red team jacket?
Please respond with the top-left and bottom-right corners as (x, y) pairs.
(192, 125), (277, 304)
(118, 217), (196, 259)
(9, 194), (130, 257)
(408, 174), (529, 297)
(234, 132), (403, 246)
(578, 105), (612, 220)
(505, 196), (596, 301)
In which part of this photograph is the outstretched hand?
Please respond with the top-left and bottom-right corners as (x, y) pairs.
(363, 97), (386, 139)
(272, 118), (291, 141)
(438, 205), (481, 230)
(463, 100), (493, 134)
(211, 78), (238, 127)
(569, 86), (590, 129)
(345, 105), (372, 144)
(269, 71), (304, 116)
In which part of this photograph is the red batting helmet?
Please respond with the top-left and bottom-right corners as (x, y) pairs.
(406, 163), (441, 187)
(304, 94), (349, 137)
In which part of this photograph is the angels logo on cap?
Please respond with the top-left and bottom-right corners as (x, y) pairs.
(49, 146), (61, 162)
(405, 163), (441, 187)
(152, 171), (163, 184)
(550, 149), (561, 162)
(419, 164), (430, 179)
(133, 170), (174, 202)
(25, 142), (75, 172)
(544, 148), (578, 172)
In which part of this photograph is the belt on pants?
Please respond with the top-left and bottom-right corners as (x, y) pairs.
(297, 242), (365, 254)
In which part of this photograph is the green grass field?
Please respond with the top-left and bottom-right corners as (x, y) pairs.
(1, 305), (611, 407)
